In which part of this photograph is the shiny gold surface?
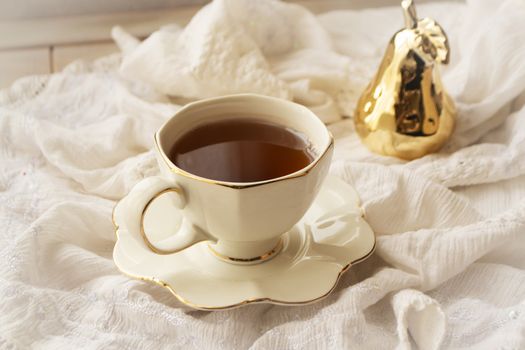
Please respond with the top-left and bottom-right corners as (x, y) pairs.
(207, 238), (284, 264)
(354, 0), (456, 160)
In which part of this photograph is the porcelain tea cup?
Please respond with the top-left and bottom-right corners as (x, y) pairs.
(123, 94), (333, 264)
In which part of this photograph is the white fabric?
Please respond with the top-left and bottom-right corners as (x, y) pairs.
(112, 0), (353, 123)
(1, 0), (525, 349)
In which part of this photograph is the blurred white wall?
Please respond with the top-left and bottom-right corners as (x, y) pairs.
(0, 0), (460, 20)
(0, 0), (208, 20)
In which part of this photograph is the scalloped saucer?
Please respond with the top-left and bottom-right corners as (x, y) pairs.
(112, 175), (375, 310)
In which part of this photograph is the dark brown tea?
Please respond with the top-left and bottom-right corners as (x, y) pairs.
(169, 119), (314, 182)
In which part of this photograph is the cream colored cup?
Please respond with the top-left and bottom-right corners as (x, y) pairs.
(124, 94), (333, 264)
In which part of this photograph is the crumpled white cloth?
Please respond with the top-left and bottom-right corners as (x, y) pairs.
(112, 0), (357, 123)
(1, 0), (525, 349)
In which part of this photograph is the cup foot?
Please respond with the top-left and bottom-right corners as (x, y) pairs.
(207, 238), (283, 265)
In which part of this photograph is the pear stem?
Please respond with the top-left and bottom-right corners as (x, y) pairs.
(401, 0), (418, 29)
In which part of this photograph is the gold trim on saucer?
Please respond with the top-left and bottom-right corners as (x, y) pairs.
(112, 200), (376, 311)
(140, 188), (186, 255)
(207, 238), (283, 264)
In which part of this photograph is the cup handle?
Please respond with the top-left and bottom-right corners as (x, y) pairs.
(125, 176), (211, 254)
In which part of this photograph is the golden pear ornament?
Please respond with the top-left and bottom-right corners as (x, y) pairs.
(354, 0), (456, 160)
